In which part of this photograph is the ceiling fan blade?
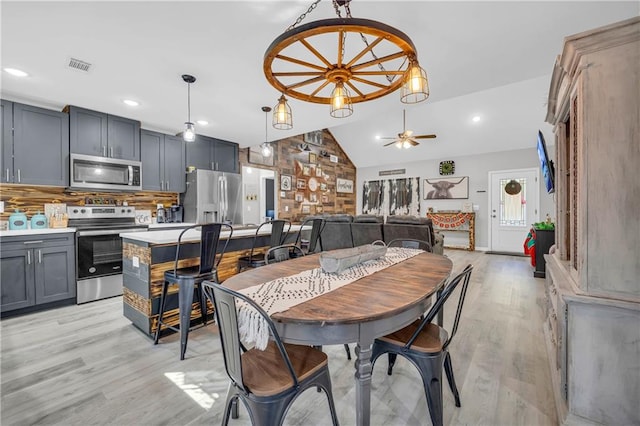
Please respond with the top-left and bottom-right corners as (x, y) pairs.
(379, 137), (396, 140)
(383, 140), (400, 147)
(407, 138), (419, 146)
(414, 134), (437, 139)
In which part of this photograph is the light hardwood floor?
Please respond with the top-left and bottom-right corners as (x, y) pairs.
(1, 250), (557, 425)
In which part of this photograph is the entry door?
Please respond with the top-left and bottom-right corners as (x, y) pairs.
(489, 168), (539, 253)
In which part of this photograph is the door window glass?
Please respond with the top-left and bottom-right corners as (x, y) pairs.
(500, 178), (527, 226)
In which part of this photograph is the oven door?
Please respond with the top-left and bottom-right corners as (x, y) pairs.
(76, 228), (147, 279)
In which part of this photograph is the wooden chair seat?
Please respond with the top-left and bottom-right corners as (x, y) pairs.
(242, 341), (328, 397)
(377, 321), (447, 353)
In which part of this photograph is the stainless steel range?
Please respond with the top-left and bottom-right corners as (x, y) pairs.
(68, 205), (147, 304)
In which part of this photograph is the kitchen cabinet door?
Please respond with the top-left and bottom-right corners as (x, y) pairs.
(13, 103), (69, 186)
(107, 115), (140, 161)
(34, 245), (75, 304)
(186, 134), (213, 171)
(213, 139), (239, 173)
(163, 134), (186, 192)
(0, 248), (35, 311)
(1, 99), (13, 184)
(69, 106), (108, 157)
(141, 129), (163, 191)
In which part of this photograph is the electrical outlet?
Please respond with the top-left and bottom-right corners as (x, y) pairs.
(0, 201), (4, 213)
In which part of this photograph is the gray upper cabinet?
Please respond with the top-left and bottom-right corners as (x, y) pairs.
(68, 105), (140, 161)
(186, 134), (239, 173)
(141, 129), (185, 193)
(1, 101), (69, 186)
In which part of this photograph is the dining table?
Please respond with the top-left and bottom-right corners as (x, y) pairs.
(222, 250), (453, 426)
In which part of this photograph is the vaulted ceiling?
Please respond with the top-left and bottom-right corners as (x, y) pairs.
(2, 1), (637, 167)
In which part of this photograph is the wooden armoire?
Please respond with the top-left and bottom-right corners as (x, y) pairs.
(544, 17), (639, 425)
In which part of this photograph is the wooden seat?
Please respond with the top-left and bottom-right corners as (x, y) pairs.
(202, 281), (339, 425)
(154, 223), (232, 360)
(371, 264), (474, 426)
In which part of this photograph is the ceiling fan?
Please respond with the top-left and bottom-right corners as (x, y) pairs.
(381, 110), (436, 149)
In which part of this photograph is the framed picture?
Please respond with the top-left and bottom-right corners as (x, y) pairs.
(424, 176), (469, 199)
(308, 152), (317, 164)
(315, 166), (322, 177)
(320, 182), (327, 191)
(295, 192), (304, 202)
(316, 205), (324, 213)
(336, 178), (354, 193)
(302, 165), (311, 176)
(321, 194), (329, 203)
(303, 130), (323, 146)
(297, 179), (306, 189)
(248, 146), (275, 166)
(280, 175), (292, 191)
(301, 204), (312, 214)
(310, 193), (317, 202)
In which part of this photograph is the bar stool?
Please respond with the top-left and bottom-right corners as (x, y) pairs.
(294, 217), (324, 255)
(154, 223), (232, 360)
(237, 219), (291, 272)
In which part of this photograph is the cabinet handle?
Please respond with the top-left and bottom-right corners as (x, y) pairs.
(211, 162), (214, 170)
(23, 240), (44, 245)
(110, 147), (114, 157)
(38, 249), (42, 263)
(17, 169), (21, 182)
(5, 168), (9, 181)
(27, 251), (31, 265)
(103, 146), (107, 157)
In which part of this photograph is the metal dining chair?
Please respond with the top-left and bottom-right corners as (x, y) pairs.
(237, 219), (291, 272)
(154, 223), (232, 360)
(202, 281), (340, 426)
(294, 217), (325, 254)
(371, 264), (474, 426)
(265, 244), (305, 264)
(387, 238), (433, 252)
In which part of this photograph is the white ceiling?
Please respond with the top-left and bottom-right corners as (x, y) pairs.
(1, 1), (637, 168)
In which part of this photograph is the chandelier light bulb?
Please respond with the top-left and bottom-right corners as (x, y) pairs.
(401, 60), (429, 104)
(183, 122), (196, 142)
(329, 81), (353, 118)
(272, 95), (293, 130)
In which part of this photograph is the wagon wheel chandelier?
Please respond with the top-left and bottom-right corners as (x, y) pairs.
(264, 0), (429, 126)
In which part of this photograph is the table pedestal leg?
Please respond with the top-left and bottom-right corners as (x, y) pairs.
(355, 339), (373, 426)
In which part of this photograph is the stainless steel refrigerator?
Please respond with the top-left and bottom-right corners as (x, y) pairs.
(183, 170), (243, 225)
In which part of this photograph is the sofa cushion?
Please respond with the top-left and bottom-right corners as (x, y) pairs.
(386, 215), (431, 225)
(353, 214), (383, 223)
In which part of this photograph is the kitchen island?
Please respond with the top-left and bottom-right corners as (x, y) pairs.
(120, 224), (300, 337)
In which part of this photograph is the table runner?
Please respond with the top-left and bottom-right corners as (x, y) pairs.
(237, 247), (423, 349)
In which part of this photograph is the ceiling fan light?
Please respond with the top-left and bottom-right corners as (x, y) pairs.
(403, 140), (411, 149)
(401, 60), (429, 104)
(273, 94), (293, 130)
(183, 122), (196, 142)
(330, 81), (353, 118)
(395, 141), (403, 149)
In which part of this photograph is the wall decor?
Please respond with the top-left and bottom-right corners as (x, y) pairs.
(295, 192), (304, 202)
(439, 160), (455, 175)
(280, 174), (292, 191)
(316, 205), (324, 213)
(315, 166), (322, 177)
(303, 130), (324, 146)
(321, 194), (329, 203)
(379, 169), (406, 176)
(302, 165), (311, 176)
(301, 204), (312, 214)
(297, 178), (306, 189)
(389, 177), (420, 216)
(424, 176), (469, 199)
(320, 182), (327, 191)
(337, 178), (354, 193)
(248, 146), (275, 166)
(362, 180), (386, 215)
(308, 152), (317, 164)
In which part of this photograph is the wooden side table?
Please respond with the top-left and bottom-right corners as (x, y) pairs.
(427, 211), (475, 251)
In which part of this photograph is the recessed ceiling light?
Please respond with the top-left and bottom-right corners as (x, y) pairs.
(123, 99), (139, 107)
(196, 120), (209, 126)
(4, 68), (28, 77)
(472, 115), (481, 123)
(375, 135), (381, 140)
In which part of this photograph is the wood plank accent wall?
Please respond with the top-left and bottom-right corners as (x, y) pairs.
(239, 129), (356, 223)
(0, 184), (178, 222)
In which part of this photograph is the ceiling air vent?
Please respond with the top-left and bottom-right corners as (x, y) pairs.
(67, 57), (92, 72)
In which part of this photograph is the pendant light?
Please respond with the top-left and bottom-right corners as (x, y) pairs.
(182, 74), (196, 142)
(261, 106), (273, 157)
(329, 81), (353, 118)
(272, 94), (293, 130)
(400, 58), (429, 104)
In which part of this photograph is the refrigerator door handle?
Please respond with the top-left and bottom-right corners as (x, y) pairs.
(222, 176), (228, 221)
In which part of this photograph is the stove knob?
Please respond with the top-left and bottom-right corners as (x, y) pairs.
(81, 209), (86, 214)
(121, 209), (125, 213)
(127, 209), (132, 213)
(73, 209), (79, 214)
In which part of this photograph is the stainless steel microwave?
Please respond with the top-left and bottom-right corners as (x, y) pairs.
(70, 153), (142, 191)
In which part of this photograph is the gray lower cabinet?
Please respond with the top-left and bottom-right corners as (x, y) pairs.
(0, 233), (76, 313)
(1, 100), (69, 186)
(186, 134), (239, 173)
(141, 129), (185, 192)
(68, 105), (140, 161)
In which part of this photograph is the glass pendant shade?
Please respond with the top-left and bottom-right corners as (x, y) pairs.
(401, 60), (429, 104)
(183, 122), (196, 142)
(260, 143), (273, 157)
(272, 95), (293, 130)
(329, 81), (353, 118)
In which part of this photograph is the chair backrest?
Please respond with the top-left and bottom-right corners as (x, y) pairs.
(248, 220), (291, 259)
(319, 215), (354, 251)
(404, 264), (473, 351)
(202, 281), (299, 394)
(174, 223), (233, 275)
(387, 238), (432, 252)
(265, 244), (305, 264)
(383, 215), (435, 247)
(351, 215), (384, 247)
(295, 218), (325, 253)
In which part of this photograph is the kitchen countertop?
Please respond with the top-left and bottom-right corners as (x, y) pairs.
(146, 222), (197, 229)
(121, 224), (302, 245)
(0, 227), (77, 237)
